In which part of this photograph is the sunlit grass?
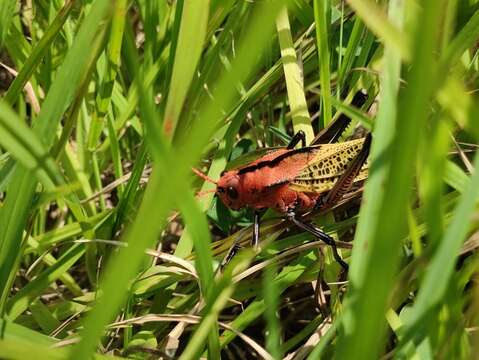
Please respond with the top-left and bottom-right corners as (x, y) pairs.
(0, 1), (478, 359)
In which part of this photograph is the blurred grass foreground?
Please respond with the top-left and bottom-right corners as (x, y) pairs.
(1, 0), (479, 359)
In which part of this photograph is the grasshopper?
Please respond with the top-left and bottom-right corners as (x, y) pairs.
(195, 104), (371, 271)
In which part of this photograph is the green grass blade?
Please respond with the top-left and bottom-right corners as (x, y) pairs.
(337, 17), (365, 87)
(163, 0), (210, 139)
(26, 237), (83, 296)
(0, 101), (63, 188)
(401, 150), (479, 338)
(0, 318), (55, 345)
(28, 300), (60, 336)
(336, 0), (445, 357)
(2, 1), (478, 358)
(440, 9), (479, 71)
(4, 1), (74, 105)
(347, 0), (410, 61)
(263, 252), (282, 359)
(0, 338), (121, 360)
(6, 244), (84, 320)
(444, 160), (469, 193)
(0, 338), (67, 360)
(219, 251), (316, 348)
(0, 0), (112, 314)
(72, 2), (287, 358)
(112, 144), (148, 234)
(417, 118), (450, 247)
(276, 6), (314, 142)
(313, 0), (332, 127)
(329, 96), (373, 129)
(87, 0), (128, 150)
(179, 266), (247, 360)
(0, 0), (16, 45)
(141, 71), (219, 354)
(71, 169), (175, 359)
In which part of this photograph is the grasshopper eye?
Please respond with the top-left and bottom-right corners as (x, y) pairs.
(227, 186), (238, 199)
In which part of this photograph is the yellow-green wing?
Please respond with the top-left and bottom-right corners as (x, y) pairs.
(290, 138), (368, 193)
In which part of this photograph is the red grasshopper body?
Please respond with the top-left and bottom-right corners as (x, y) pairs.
(195, 127), (372, 271)
(216, 137), (368, 214)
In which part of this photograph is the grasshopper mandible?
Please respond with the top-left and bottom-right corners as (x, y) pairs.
(195, 114), (372, 271)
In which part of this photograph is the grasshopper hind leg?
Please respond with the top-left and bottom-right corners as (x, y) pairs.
(286, 211), (349, 271)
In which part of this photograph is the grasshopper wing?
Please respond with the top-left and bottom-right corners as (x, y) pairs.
(290, 137), (369, 194)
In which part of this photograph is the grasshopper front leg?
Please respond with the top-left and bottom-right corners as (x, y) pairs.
(252, 211), (260, 248)
(221, 211), (261, 270)
(287, 130), (306, 149)
(220, 240), (242, 270)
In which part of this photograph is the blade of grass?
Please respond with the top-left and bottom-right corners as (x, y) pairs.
(112, 143), (148, 234)
(0, 338), (121, 360)
(0, 338), (67, 360)
(162, 0), (210, 139)
(3, 22), (31, 66)
(0, 153), (15, 192)
(276, 6), (314, 142)
(4, 0), (75, 105)
(336, 0), (445, 358)
(219, 249), (316, 348)
(0, 101), (64, 189)
(6, 244), (84, 320)
(87, 0), (128, 150)
(136, 6), (220, 355)
(417, 117), (451, 247)
(26, 237), (83, 296)
(346, 0), (410, 61)
(444, 160), (469, 193)
(440, 9), (479, 74)
(139, 73), (219, 355)
(337, 17), (365, 89)
(29, 299), (61, 334)
(314, 0), (332, 127)
(290, 0), (314, 27)
(179, 254), (252, 360)
(0, 319), (54, 346)
(400, 148), (479, 344)
(329, 96), (373, 129)
(71, 2), (287, 358)
(0, 0), (112, 315)
(263, 249), (282, 360)
(0, 0), (16, 45)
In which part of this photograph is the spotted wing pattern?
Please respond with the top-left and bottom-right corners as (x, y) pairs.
(289, 138), (368, 193)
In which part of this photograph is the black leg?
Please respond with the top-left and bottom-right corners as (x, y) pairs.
(287, 130), (306, 149)
(221, 212), (260, 271)
(252, 211), (260, 248)
(220, 240), (242, 270)
(286, 211), (349, 271)
(311, 91), (368, 145)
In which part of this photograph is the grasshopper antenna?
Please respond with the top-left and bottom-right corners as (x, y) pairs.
(192, 168), (217, 198)
(192, 168), (217, 184)
(196, 189), (216, 198)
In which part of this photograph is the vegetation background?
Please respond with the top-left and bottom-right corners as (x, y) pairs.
(0, 0), (479, 359)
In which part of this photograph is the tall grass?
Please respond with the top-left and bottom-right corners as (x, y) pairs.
(0, 1), (478, 359)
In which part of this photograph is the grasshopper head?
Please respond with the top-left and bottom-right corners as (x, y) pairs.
(192, 167), (244, 210)
(216, 171), (243, 210)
